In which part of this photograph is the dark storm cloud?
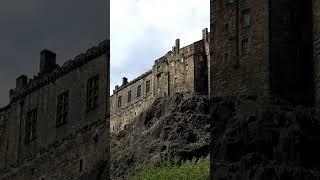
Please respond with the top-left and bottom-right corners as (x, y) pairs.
(0, 0), (109, 107)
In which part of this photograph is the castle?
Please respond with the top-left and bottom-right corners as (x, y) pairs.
(111, 0), (320, 132)
(0, 40), (110, 180)
(110, 29), (210, 133)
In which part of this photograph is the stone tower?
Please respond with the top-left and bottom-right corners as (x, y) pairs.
(210, 0), (314, 106)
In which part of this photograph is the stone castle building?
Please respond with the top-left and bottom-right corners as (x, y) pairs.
(111, 0), (320, 133)
(209, 0), (318, 106)
(110, 30), (210, 132)
(0, 40), (110, 180)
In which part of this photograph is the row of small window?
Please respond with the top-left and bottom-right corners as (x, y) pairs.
(223, 9), (251, 36)
(117, 80), (151, 107)
(216, 38), (249, 65)
(25, 75), (100, 143)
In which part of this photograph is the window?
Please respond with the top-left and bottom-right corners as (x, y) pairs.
(56, 90), (69, 127)
(146, 80), (151, 93)
(281, 6), (289, 25)
(25, 109), (37, 143)
(242, 9), (251, 28)
(226, 0), (235, 5)
(224, 53), (229, 64)
(86, 75), (99, 111)
(127, 91), (132, 102)
(118, 96), (122, 107)
(224, 23), (229, 36)
(137, 85), (141, 97)
(79, 159), (83, 172)
(181, 58), (184, 63)
(186, 64), (189, 71)
(242, 39), (249, 55)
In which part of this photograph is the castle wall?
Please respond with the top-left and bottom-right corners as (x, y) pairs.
(314, 0), (320, 105)
(210, 0), (270, 98)
(110, 72), (154, 132)
(0, 40), (109, 180)
(110, 37), (209, 133)
(269, 0), (314, 105)
(0, 122), (108, 180)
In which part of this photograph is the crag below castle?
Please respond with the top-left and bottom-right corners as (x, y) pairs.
(111, 93), (210, 179)
(210, 97), (320, 180)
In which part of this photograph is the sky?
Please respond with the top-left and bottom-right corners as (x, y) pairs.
(0, 0), (109, 107)
(110, 0), (209, 94)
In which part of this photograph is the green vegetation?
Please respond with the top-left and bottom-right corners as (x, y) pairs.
(131, 156), (210, 180)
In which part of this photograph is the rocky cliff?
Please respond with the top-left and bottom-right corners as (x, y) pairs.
(210, 97), (320, 180)
(111, 93), (210, 179)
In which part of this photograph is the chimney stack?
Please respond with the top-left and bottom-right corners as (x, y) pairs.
(175, 39), (180, 53)
(16, 75), (28, 90)
(40, 49), (57, 74)
(202, 28), (208, 42)
(122, 77), (128, 86)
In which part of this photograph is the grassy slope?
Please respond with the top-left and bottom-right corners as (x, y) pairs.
(131, 157), (209, 180)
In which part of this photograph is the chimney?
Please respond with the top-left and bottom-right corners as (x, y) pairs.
(202, 28), (208, 42)
(122, 77), (128, 86)
(16, 75), (28, 90)
(115, 85), (119, 90)
(175, 39), (180, 53)
(40, 49), (57, 74)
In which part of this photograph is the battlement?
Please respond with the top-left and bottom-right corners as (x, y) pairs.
(10, 40), (109, 103)
(111, 30), (210, 133)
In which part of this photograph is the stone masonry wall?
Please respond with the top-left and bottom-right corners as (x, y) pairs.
(110, 72), (154, 133)
(210, 0), (270, 99)
(314, 0), (320, 106)
(0, 40), (109, 180)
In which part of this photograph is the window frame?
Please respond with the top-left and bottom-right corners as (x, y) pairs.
(56, 90), (69, 127)
(242, 9), (251, 29)
(86, 75), (99, 112)
(25, 108), (37, 143)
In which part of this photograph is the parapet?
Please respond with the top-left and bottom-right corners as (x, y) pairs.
(9, 39), (109, 103)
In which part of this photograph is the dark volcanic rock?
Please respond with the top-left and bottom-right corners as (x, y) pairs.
(111, 93), (210, 179)
(210, 97), (320, 180)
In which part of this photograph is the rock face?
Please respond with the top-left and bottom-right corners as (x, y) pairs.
(210, 97), (320, 180)
(111, 93), (210, 179)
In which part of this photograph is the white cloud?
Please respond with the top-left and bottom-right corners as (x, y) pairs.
(110, 0), (209, 93)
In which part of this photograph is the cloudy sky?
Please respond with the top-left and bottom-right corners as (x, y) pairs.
(110, 0), (209, 93)
(0, 0), (109, 107)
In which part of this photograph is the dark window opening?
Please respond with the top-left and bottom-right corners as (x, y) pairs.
(242, 9), (251, 28)
(146, 80), (151, 93)
(226, 0), (235, 5)
(118, 96), (122, 108)
(56, 90), (69, 127)
(224, 23), (229, 36)
(128, 91), (132, 102)
(137, 85), (141, 97)
(86, 75), (99, 111)
(25, 109), (37, 143)
(242, 39), (249, 55)
(79, 159), (83, 172)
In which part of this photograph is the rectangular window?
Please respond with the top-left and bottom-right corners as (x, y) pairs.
(118, 96), (122, 107)
(146, 80), (151, 93)
(86, 75), (99, 111)
(224, 23), (229, 36)
(226, 0), (235, 5)
(242, 9), (251, 28)
(25, 108), (37, 143)
(56, 90), (69, 127)
(137, 85), (141, 97)
(242, 38), (249, 55)
(224, 53), (229, 64)
(127, 91), (132, 102)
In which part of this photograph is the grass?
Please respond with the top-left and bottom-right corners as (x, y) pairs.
(131, 156), (210, 180)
